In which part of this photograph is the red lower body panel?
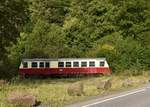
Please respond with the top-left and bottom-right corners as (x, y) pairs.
(19, 67), (111, 77)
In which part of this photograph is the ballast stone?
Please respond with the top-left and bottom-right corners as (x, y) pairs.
(67, 82), (84, 96)
(96, 79), (112, 90)
(0, 80), (8, 86)
(7, 90), (36, 107)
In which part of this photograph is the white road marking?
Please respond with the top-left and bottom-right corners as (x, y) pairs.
(82, 88), (146, 107)
(146, 87), (150, 89)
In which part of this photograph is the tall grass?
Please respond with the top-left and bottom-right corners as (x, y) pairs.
(0, 74), (149, 107)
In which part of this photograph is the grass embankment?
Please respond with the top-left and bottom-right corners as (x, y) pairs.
(0, 73), (150, 107)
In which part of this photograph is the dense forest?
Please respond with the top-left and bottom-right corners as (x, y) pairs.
(0, 0), (150, 78)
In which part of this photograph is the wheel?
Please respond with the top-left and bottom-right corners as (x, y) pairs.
(25, 74), (30, 78)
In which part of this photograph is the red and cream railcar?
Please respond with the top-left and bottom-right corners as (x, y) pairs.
(19, 58), (112, 78)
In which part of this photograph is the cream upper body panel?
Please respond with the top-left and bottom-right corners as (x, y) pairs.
(20, 58), (109, 68)
(50, 61), (58, 68)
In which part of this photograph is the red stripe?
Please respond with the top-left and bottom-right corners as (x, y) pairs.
(19, 67), (111, 75)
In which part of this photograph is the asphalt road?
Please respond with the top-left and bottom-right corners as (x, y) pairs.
(66, 86), (150, 107)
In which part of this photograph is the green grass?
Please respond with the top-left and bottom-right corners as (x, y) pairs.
(0, 74), (149, 107)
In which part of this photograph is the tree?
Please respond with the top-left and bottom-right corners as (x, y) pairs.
(3, 0), (150, 78)
(0, 0), (28, 60)
(86, 32), (150, 73)
(13, 20), (68, 58)
(29, 0), (70, 25)
(63, 0), (117, 52)
(113, 0), (150, 39)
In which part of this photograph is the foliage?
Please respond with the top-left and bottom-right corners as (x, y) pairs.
(28, 0), (70, 25)
(0, 0), (150, 78)
(0, 0), (28, 60)
(86, 33), (150, 72)
(0, 0), (28, 78)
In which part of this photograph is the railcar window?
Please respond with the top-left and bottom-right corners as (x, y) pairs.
(23, 62), (28, 68)
(73, 62), (79, 67)
(58, 62), (64, 67)
(32, 62), (37, 68)
(40, 62), (44, 67)
(66, 62), (71, 67)
(81, 62), (87, 67)
(45, 62), (50, 68)
(100, 61), (105, 66)
(89, 61), (95, 67)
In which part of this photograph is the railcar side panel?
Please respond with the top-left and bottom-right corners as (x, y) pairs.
(19, 58), (112, 78)
(19, 67), (111, 76)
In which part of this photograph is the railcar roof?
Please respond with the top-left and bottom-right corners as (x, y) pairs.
(22, 58), (106, 61)
(22, 58), (58, 61)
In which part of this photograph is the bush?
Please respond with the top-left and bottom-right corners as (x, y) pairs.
(86, 33), (150, 74)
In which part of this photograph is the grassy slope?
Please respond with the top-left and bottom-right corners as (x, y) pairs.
(0, 74), (149, 107)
